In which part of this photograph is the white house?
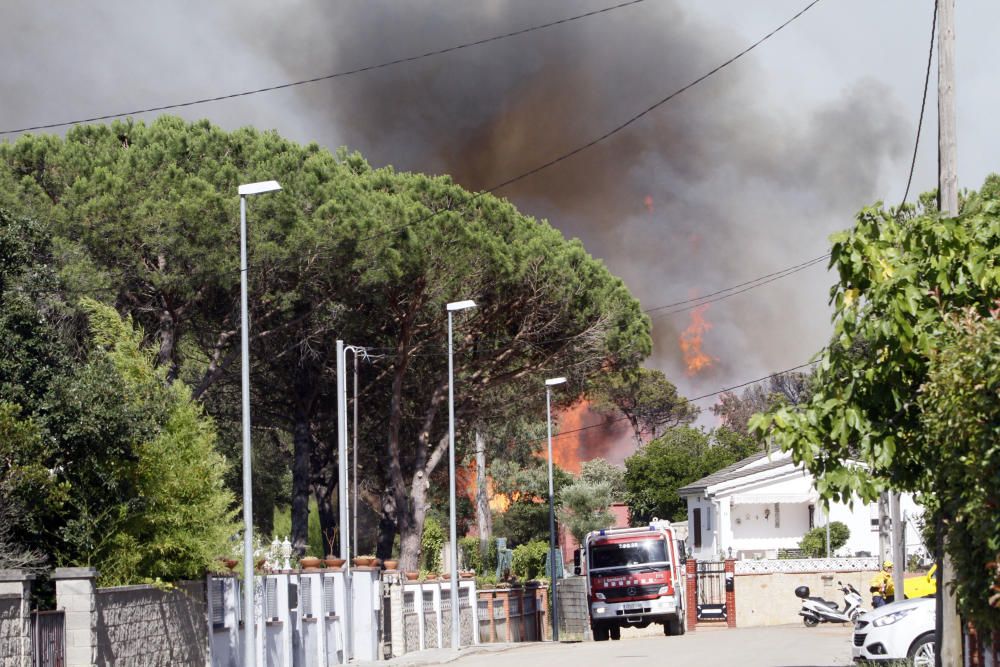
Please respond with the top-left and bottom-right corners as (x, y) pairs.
(677, 450), (924, 562)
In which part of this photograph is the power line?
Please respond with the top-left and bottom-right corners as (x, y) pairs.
(643, 253), (829, 315)
(350, 0), (826, 248)
(529, 360), (818, 444)
(899, 0), (938, 209)
(483, 0), (825, 196)
(0, 0), (649, 137)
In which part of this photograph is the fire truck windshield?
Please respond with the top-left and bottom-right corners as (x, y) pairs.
(589, 538), (669, 570)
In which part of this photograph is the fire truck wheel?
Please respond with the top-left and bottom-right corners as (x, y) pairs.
(593, 623), (610, 642)
(610, 625), (621, 641)
(666, 617), (684, 636)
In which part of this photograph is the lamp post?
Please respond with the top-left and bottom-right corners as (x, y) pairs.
(446, 299), (476, 650)
(545, 376), (567, 642)
(238, 180), (281, 667)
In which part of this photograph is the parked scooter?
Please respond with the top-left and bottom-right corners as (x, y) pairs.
(796, 581), (865, 626)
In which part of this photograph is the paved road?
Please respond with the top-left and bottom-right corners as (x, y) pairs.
(380, 624), (856, 667)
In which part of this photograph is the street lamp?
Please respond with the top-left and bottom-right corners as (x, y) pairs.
(447, 299), (476, 650)
(545, 376), (567, 642)
(238, 179), (281, 667)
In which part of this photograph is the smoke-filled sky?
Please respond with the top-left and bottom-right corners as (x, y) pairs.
(3, 0), (999, 430)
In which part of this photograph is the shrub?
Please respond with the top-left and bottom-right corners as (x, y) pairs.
(511, 541), (549, 581)
(421, 516), (445, 572)
(799, 521), (850, 558)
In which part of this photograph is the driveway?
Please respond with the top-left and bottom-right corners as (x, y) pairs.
(378, 624), (855, 667)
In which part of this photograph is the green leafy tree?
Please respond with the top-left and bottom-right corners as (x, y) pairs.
(80, 300), (239, 584)
(798, 521), (850, 558)
(0, 118), (651, 572)
(625, 426), (757, 524)
(750, 176), (1000, 633)
(590, 368), (698, 446)
(421, 515), (445, 573)
(579, 458), (626, 501)
(510, 541), (549, 581)
(919, 309), (1000, 627)
(558, 481), (615, 545)
(491, 460), (573, 546)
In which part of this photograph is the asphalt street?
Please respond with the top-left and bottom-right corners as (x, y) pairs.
(369, 624), (856, 667)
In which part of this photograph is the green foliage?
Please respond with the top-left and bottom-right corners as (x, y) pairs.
(558, 481), (615, 545)
(272, 498), (325, 556)
(421, 515), (445, 572)
(510, 541), (549, 581)
(79, 300), (239, 584)
(919, 310), (1000, 628)
(750, 175), (1000, 632)
(458, 536), (498, 576)
(458, 537), (482, 573)
(579, 458), (626, 501)
(590, 368), (698, 445)
(624, 426), (757, 524)
(490, 459), (572, 546)
(798, 521), (850, 558)
(0, 117), (652, 570)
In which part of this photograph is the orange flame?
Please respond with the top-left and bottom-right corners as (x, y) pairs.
(680, 304), (716, 376)
(643, 195), (654, 213)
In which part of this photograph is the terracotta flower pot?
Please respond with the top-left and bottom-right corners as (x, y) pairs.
(300, 556), (322, 570)
(460, 571), (475, 579)
(325, 557), (346, 568)
(353, 556), (376, 567)
(383, 559), (399, 571)
(404, 571), (420, 581)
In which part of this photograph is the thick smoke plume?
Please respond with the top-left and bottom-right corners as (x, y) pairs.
(1, 0), (910, 466)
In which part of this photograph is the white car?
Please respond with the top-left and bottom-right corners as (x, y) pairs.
(852, 597), (936, 665)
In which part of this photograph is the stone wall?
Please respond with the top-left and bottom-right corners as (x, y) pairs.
(0, 595), (23, 665)
(734, 569), (870, 627)
(95, 580), (208, 666)
(555, 578), (589, 641)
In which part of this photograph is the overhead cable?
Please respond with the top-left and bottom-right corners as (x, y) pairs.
(0, 0), (649, 136)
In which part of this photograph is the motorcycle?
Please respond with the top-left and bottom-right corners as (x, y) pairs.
(796, 581), (865, 627)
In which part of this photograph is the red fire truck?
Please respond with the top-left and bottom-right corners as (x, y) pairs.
(574, 522), (686, 641)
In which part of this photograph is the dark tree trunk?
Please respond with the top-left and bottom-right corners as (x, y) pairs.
(291, 407), (312, 556)
(375, 496), (397, 561)
(313, 480), (338, 557)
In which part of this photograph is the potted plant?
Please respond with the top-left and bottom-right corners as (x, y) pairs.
(325, 556), (346, 568)
(404, 571), (420, 581)
(300, 556), (322, 570)
(383, 559), (399, 571)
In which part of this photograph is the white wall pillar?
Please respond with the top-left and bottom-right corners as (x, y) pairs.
(53, 567), (98, 667)
(350, 567), (380, 661)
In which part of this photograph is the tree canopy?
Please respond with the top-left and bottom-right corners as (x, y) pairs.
(590, 368), (698, 446)
(624, 426), (757, 524)
(0, 116), (652, 569)
(750, 175), (1000, 632)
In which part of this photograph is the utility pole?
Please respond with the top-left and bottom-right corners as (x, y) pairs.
(889, 493), (904, 601)
(937, 2), (961, 665)
(877, 492), (890, 564)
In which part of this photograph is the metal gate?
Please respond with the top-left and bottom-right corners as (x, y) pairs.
(31, 610), (65, 667)
(380, 582), (392, 659)
(695, 561), (727, 621)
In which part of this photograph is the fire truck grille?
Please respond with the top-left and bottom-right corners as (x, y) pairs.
(602, 584), (663, 601)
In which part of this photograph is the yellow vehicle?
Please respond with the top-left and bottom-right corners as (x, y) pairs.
(903, 563), (937, 599)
